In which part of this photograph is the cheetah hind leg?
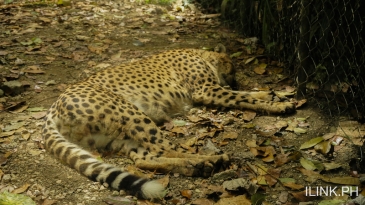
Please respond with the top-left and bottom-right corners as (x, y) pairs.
(130, 147), (229, 177)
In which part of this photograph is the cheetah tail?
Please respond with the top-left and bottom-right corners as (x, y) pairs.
(42, 129), (165, 199)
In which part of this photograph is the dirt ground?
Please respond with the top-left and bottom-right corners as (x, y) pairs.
(0, 0), (363, 205)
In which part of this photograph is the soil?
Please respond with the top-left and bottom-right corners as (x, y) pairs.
(0, 1), (361, 205)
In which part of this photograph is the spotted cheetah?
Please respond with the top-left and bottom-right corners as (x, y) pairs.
(42, 48), (295, 199)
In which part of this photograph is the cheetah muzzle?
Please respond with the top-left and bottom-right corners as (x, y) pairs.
(42, 48), (295, 199)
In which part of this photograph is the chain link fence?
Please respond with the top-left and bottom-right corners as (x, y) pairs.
(199, 0), (365, 120)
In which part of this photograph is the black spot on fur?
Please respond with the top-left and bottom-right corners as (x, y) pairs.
(66, 104), (74, 110)
(143, 118), (151, 124)
(135, 126), (144, 132)
(86, 109), (93, 114)
(150, 136), (157, 144)
(149, 128), (157, 135)
(82, 103), (90, 108)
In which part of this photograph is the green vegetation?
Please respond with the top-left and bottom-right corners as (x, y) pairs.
(139, 0), (177, 5)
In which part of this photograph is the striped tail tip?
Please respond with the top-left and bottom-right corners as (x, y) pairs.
(140, 180), (166, 199)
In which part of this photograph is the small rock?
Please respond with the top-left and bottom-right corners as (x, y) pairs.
(89, 185), (98, 191)
(279, 191), (288, 203)
(76, 35), (90, 41)
(212, 169), (237, 181)
(187, 184), (195, 189)
(222, 117), (235, 125)
(119, 190), (126, 196)
(222, 178), (259, 195)
(186, 4), (197, 12)
(132, 40), (144, 47)
(199, 139), (221, 155)
(33, 190), (41, 196)
(45, 80), (56, 85)
(2, 81), (24, 96)
(14, 58), (25, 65)
(2, 174), (11, 183)
(0, 89), (4, 97)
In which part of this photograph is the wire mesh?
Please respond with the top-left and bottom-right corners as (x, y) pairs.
(198, 0), (365, 120)
(280, 0), (365, 119)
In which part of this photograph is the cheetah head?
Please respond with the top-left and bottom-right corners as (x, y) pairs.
(200, 49), (235, 87)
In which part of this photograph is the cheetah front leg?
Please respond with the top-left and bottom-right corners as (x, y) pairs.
(192, 85), (295, 114)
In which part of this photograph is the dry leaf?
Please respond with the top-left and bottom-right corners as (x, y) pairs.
(291, 189), (319, 202)
(264, 174), (278, 186)
(0, 131), (15, 138)
(254, 63), (267, 75)
(323, 162), (342, 171)
(314, 140), (332, 155)
(0, 151), (12, 165)
(275, 120), (288, 129)
(0, 169), (4, 181)
(42, 199), (58, 205)
(222, 132), (238, 140)
(300, 157), (324, 171)
(187, 115), (203, 122)
(180, 190), (192, 199)
(215, 194), (251, 205)
(198, 131), (216, 139)
(274, 153), (290, 167)
(246, 139), (257, 148)
(300, 137), (324, 149)
(244, 57), (256, 64)
(31, 111), (47, 119)
(156, 175), (169, 188)
(22, 130), (30, 140)
(12, 183), (31, 194)
(242, 111), (256, 121)
(125, 165), (149, 178)
(283, 182), (304, 190)
(191, 198), (214, 205)
(322, 176), (360, 185)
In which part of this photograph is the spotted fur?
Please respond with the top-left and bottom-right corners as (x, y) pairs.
(42, 49), (295, 199)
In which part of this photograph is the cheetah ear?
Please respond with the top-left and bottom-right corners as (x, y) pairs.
(214, 44), (226, 53)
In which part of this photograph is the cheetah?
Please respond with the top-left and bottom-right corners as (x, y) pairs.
(42, 48), (295, 199)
